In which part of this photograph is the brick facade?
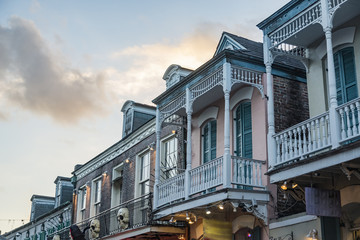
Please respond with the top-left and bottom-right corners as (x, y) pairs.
(273, 76), (309, 133)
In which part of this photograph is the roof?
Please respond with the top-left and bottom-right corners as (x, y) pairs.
(222, 32), (305, 70)
(30, 195), (55, 202)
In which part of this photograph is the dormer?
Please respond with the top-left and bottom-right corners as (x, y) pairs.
(214, 32), (247, 56)
(121, 100), (156, 138)
(163, 64), (192, 89)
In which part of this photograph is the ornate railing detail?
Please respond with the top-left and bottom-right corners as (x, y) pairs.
(271, 43), (307, 58)
(231, 157), (265, 188)
(337, 98), (360, 142)
(189, 157), (223, 195)
(269, 1), (322, 48)
(328, 0), (347, 13)
(157, 173), (185, 207)
(190, 67), (223, 101)
(231, 66), (264, 97)
(274, 112), (331, 166)
(160, 93), (186, 118)
(73, 194), (153, 240)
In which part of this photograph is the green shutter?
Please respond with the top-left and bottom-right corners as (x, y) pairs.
(203, 120), (216, 163)
(236, 102), (252, 158)
(334, 47), (358, 105)
(242, 102), (252, 158)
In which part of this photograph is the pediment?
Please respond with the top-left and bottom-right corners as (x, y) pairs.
(214, 33), (246, 56)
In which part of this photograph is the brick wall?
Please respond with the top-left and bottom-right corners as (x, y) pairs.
(273, 76), (309, 133)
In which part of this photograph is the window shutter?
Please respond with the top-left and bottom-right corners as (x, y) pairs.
(242, 102), (252, 158)
(210, 120), (217, 160)
(334, 47), (358, 105)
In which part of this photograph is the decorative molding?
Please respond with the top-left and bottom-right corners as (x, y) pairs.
(230, 87), (253, 110)
(197, 106), (219, 128)
(75, 121), (156, 180)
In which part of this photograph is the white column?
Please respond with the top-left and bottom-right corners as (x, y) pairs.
(264, 35), (276, 169)
(153, 107), (161, 209)
(321, 0), (340, 148)
(223, 62), (231, 188)
(185, 88), (193, 199)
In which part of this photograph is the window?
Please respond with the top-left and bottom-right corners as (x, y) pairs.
(334, 47), (358, 105)
(202, 120), (217, 163)
(124, 109), (133, 136)
(139, 152), (150, 196)
(79, 187), (87, 220)
(162, 136), (178, 179)
(235, 102), (252, 158)
(91, 178), (102, 216)
(111, 163), (124, 208)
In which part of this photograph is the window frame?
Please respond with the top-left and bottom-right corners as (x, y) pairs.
(90, 176), (102, 216)
(234, 101), (252, 158)
(160, 134), (178, 180)
(135, 149), (151, 198)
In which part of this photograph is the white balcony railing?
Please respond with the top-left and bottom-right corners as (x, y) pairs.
(189, 156), (223, 195)
(157, 173), (185, 207)
(337, 98), (360, 142)
(274, 112), (331, 166)
(231, 156), (265, 188)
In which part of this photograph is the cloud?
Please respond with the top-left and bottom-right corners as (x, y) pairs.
(0, 17), (108, 124)
(109, 22), (224, 103)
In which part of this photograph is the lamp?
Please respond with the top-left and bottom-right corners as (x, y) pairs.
(102, 171), (108, 177)
(185, 212), (190, 220)
(206, 209), (211, 215)
(218, 203), (224, 210)
(125, 159), (130, 163)
(169, 217), (176, 223)
(306, 229), (318, 240)
(172, 130), (177, 134)
(292, 182), (298, 188)
(281, 181), (288, 190)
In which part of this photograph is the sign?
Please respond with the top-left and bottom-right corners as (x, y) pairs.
(305, 187), (341, 217)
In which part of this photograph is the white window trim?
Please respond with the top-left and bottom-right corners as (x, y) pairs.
(90, 176), (102, 217)
(160, 133), (178, 179)
(201, 119), (216, 164)
(77, 184), (87, 221)
(135, 149), (151, 198)
(111, 163), (124, 208)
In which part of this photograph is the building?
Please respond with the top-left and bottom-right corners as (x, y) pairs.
(4, 177), (73, 240)
(257, 0), (360, 239)
(71, 101), (186, 239)
(151, 32), (308, 239)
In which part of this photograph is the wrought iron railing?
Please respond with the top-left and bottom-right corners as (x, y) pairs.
(69, 194), (152, 240)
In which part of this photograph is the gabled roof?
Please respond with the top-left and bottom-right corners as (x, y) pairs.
(214, 32), (247, 56)
(217, 32), (304, 70)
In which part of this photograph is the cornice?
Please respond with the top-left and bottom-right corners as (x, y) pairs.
(75, 120), (156, 180)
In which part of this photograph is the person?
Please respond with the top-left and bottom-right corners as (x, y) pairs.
(69, 225), (86, 240)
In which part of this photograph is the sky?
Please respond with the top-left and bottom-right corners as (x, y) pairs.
(0, 0), (290, 234)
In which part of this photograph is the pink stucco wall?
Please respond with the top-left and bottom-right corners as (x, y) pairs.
(189, 84), (268, 170)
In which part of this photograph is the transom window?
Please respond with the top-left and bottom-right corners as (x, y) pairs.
(202, 120), (217, 163)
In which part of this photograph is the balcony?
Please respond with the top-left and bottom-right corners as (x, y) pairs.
(271, 97), (360, 182)
(156, 156), (266, 208)
(70, 194), (185, 240)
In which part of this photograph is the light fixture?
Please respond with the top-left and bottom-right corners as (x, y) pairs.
(306, 229), (318, 240)
(281, 181), (288, 190)
(218, 203), (224, 210)
(185, 212), (190, 220)
(125, 159), (130, 163)
(188, 219), (194, 224)
(292, 182), (298, 188)
(206, 209), (211, 215)
(169, 217), (176, 223)
(233, 207), (237, 212)
(193, 214), (197, 222)
(102, 171), (108, 177)
(172, 130), (177, 134)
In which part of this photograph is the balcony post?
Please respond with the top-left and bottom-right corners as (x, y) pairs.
(223, 62), (231, 188)
(185, 88), (193, 200)
(153, 107), (161, 209)
(321, 0), (340, 148)
(264, 35), (276, 169)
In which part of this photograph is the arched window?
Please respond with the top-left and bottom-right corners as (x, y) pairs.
(202, 120), (217, 163)
(334, 47), (358, 105)
(235, 102), (252, 158)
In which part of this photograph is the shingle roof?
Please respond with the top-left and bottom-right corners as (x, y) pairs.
(223, 32), (305, 70)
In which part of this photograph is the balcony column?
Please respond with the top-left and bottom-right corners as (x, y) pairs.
(321, 0), (340, 148)
(153, 107), (161, 209)
(185, 88), (193, 200)
(223, 62), (231, 188)
(264, 35), (276, 169)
